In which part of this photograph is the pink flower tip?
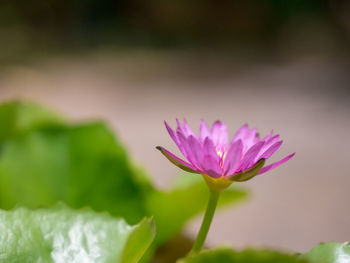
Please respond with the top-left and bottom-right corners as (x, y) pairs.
(157, 119), (294, 183)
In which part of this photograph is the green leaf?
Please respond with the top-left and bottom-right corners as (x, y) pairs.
(0, 101), (65, 142)
(0, 122), (149, 224)
(178, 247), (309, 263)
(147, 173), (248, 245)
(0, 204), (155, 263)
(300, 242), (350, 263)
(121, 217), (156, 263)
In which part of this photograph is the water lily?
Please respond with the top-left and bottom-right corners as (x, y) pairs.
(157, 119), (294, 188)
(157, 119), (295, 254)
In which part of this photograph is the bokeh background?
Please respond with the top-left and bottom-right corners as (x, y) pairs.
(0, 0), (350, 253)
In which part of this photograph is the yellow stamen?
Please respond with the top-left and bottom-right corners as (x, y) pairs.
(215, 146), (227, 168)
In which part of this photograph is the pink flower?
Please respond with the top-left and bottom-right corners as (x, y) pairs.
(157, 119), (294, 183)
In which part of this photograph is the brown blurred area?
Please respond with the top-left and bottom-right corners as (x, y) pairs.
(0, 0), (350, 253)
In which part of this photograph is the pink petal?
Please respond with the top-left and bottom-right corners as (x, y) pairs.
(256, 140), (283, 162)
(232, 124), (249, 141)
(176, 118), (183, 130)
(183, 118), (195, 137)
(202, 155), (222, 178)
(260, 134), (280, 153)
(203, 136), (219, 159)
(239, 141), (265, 171)
(165, 120), (191, 163)
(176, 130), (193, 164)
(187, 135), (204, 168)
(156, 146), (199, 174)
(176, 118), (187, 136)
(175, 124), (188, 153)
(211, 121), (228, 146)
(164, 121), (180, 145)
(176, 131), (198, 167)
(246, 127), (258, 144)
(223, 140), (243, 175)
(261, 130), (274, 141)
(202, 137), (222, 173)
(258, 153), (295, 175)
(199, 120), (210, 142)
(232, 124), (258, 152)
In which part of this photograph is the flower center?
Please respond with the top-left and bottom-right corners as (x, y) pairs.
(215, 146), (227, 168)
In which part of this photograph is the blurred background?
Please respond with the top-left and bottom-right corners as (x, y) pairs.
(0, 0), (349, 254)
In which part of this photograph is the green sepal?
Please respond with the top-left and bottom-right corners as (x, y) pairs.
(156, 146), (199, 174)
(229, 159), (265, 182)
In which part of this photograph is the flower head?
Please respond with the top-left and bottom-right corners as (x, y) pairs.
(157, 119), (294, 189)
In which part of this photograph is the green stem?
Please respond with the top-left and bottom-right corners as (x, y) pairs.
(190, 189), (220, 254)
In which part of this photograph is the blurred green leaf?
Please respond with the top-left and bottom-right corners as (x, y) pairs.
(0, 122), (148, 224)
(0, 203), (155, 263)
(0, 100), (65, 142)
(0, 204), (155, 263)
(300, 242), (350, 263)
(178, 247), (309, 263)
(147, 173), (248, 245)
(121, 216), (156, 263)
